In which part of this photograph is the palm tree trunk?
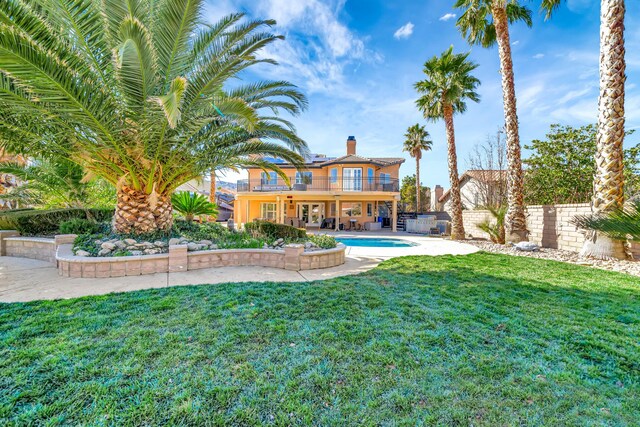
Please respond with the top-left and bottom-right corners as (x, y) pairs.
(209, 173), (216, 203)
(491, 2), (528, 243)
(113, 186), (173, 234)
(581, 0), (627, 260)
(443, 104), (465, 240)
(415, 157), (421, 213)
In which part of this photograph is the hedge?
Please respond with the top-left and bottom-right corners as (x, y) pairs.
(0, 208), (114, 236)
(244, 220), (307, 240)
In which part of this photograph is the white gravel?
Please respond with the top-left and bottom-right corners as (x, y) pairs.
(466, 240), (640, 277)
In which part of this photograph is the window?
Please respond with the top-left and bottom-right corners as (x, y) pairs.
(343, 168), (362, 191)
(295, 171), (313, 184)
(380, 172), (390, 184)
(330, 203), (336, 216)
(367, 168), (374, 185)
(330, 168), (338, 183)
(261, 171), (277, 185)
(341, 202), (362, 217)
(367, 203), (373, 216)
(260, 202), (277, 220)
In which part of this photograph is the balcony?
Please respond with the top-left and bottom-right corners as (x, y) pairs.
(237, 176), (400, 193)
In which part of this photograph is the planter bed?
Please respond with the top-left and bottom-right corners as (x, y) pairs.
(56, 242), (346, 278)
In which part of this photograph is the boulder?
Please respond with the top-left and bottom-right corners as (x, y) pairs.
(187, 242), (199, 252)
(143, 248), (158, 255)
(169, 238), (182, 246)
(130, 250), (143, 256)
(513, 242), (539, 252)
(98, 248), (112, 256)
(114, 240), (128, 250)
(75, 250), (91, 257)
(101, 242), (116, 251)
(154, 241), (167, 248)
(123, 238), (137, 245)
(199, 240), (213, 246)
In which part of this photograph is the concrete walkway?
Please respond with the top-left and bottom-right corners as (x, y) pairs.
(0, 233), (478, 303)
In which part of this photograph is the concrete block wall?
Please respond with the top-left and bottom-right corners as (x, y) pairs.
(463, 203), (640, 258)
(56, 243), (346, 278)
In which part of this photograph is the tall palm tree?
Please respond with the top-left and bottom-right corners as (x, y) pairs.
(455, 0), (532, 243)
(415, 47), (481, 240)
(541, 0), (627, 259)
(403, 124), (433, 213)
(0, 0), (308, 234)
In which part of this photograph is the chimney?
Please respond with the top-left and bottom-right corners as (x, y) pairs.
(346, 136), (356, 155)
(431, 185), (444, 211)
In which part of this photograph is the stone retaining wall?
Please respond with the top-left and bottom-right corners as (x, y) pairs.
(55, 242), (346, 278)
(462, 203), (640, 258)
(0, 232), (75, 263)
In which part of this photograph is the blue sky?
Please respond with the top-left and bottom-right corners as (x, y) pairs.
(205, 0), (640, 189)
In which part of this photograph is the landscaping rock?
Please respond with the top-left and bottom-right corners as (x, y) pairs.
(75, 250), (91, 257)
(143, 248), (159, 255)
(123, 238), (137, 245)
(98, 248), (111, 256)
(210, 244), (218, 249)
(154, 241), (167, 248)
(169, 238), (182, 246)
(187, 243), (199, 252)
(130, 250), (143, 256)
(512, 242), (539, 252)
(101, 242), (116, 251)
(114, 240), (128, 250)
(199, 240), (213, 246)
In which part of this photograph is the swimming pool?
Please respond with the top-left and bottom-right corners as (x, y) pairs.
(335, 237), (418, 248)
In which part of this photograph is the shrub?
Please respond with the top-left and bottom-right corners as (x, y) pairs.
(309, 234), (337, 249)
(476, 205), (506, 244)
(171, 192), (218, 222)
(245, 220), (307, 240)
(0, 208), (113, 236)
(59, 218), (104, 235)
(174, 220), (227, 241)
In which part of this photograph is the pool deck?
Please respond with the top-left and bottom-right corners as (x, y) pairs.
(0, 232), (478, 303)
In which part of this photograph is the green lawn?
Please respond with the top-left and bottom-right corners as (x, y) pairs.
(1, 253), (639, 425)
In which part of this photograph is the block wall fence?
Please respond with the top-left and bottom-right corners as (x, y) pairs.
(462, 203), (640, 259)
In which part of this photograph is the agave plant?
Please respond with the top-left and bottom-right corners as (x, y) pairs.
(171, 191), (218, 222)
(572, 199), (640, 242)
(476, 205), (507, 244)
(0, 0), (308, 234)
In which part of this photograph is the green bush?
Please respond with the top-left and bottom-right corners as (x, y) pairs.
(0, 208), (113, 236)
(245, 220), (307, 240)
(174, 220), (227, 241)
(59, 218), (104, 235)
(309, 234), (337, 249)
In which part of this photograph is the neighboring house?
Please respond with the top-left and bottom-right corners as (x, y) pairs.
(0, 150), (25, 210)
(235, 136), (405, 231)
(439, 170), (507, 212)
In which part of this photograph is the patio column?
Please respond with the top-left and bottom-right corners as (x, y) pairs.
(276, 196), (281, 224)
(335, 197), (340, 231)
(392, 198), (398, 232)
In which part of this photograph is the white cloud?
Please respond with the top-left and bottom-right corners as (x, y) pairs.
(512, 40), (520, 46)
(393, 22), (414, 40)
(202, 0), (380, 95)
(439, 13), (456, 22)
(533, 53), (545, 59)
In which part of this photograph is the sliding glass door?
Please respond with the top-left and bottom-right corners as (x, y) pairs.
(342, 168), (362, 191)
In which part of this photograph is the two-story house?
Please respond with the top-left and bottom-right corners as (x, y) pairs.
(235, 136), (404, 232)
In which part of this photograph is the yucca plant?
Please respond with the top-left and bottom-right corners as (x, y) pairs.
(0, 0), (308, 234)
(477, 205), (507, 244)
(171, 191), (218, 222)
(572, 199), (640, 242)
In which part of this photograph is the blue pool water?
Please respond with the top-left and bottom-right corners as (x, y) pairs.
(336, 237), (417, 248)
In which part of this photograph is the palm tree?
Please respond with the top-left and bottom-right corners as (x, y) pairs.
(541, 0), (627, 259)
(415, 47), (481, 240)
(0, 0), (308, 234)
(455, 0), (532, 243)
(403, 124), (433, 213)
(0, 157), (114, 209)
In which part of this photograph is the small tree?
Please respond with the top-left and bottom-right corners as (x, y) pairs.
(171, 192), (218, 222)
(400, 175), (430, 212)
(465, 129), (507, 208)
